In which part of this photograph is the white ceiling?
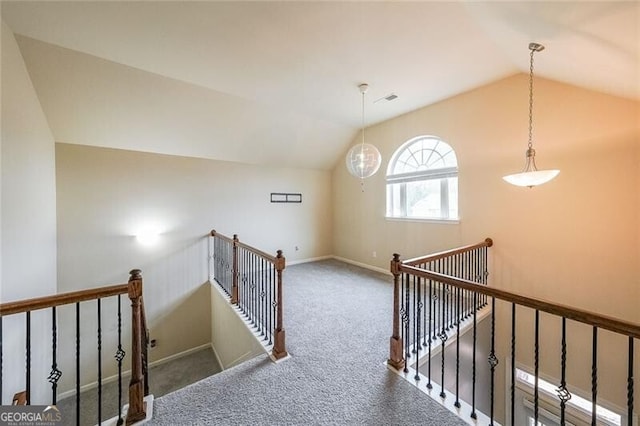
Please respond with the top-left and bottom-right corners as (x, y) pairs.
(2, 1), (638, 170)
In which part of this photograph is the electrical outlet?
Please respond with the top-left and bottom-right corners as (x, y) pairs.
(295, 246), (299, 251)
(150, 339), (157, 349)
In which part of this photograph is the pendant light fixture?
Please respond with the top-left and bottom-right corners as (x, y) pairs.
(503, 43), (559, 188)
(346, 83), (382, 187)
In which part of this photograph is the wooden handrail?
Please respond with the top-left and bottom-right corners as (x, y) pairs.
(236, 241), (277, 263)
(210, 229), (276, 263)
(210, 229), (234, 243)
(399, 264), (640, 340)
(0, 283), (129, 316)
(403, 237), (493, 266)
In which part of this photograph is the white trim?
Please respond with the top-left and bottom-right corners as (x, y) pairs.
(331, 255), (390, 276)
(58, 344), (212, 400)
(287, 255), (332, 266)
(387, 363), (498, 426)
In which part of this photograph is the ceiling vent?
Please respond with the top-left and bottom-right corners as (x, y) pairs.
(374, 93), (398, 104)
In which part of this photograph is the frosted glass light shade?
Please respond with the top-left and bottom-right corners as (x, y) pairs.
(502, 169), (560, 188)
(346, 143), (382, 179)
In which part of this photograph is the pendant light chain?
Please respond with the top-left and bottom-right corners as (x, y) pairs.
(502, 42), (559, 187)
(528, 47), (535, 151)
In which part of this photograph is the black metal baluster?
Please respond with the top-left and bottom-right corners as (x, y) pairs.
(403, 273), (410, 373)
(75, 303), (80, 425)
(422, 277), (428, 348)
(48, 307), (62, 404)
(488, 297), (498, 425)
(434, 281), (440, 341)
(534, 310), (540, 426)
(261, 258), (266, 338)
(413, 275), (418, 355)
(252, 253), (257, 326)
(439, 279), (447, 399)
(26, 311), (31, 405)
(628, 337), (634, 426)
(556, 317), (570, 426)
(511, 303), (516, 426)
(97, 298), (103, 425)
(470, 291), (477, 420)
(454, 285), (461, 408)
(414, 276), (421, 381)
(591, 326), (598, 426)
(115, 295), (125, 425)
(270, 265), (275, 345)
(427, 279), (433, 389)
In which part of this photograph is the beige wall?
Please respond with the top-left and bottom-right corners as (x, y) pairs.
(210, 284), (265, 370)
(1, 21), (57, 404)
(332, 74), (639, 418)
(55, 143), (332, 390)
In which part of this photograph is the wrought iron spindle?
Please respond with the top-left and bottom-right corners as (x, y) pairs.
(76, 302), (81, 425)
(415, 276), (421, 354)
(591, 326), (598, 426)
(488, 297), (498, 425)
(454, 285), (461, 408)
(115, 295), (125, 426)
(26, 311), (31, 405)
(422, 277), (428, 347)
(510, 303), (516, 426)
(434, 281), (440, 341)
(427, 279), (433, 389)
(270, 265), (276, 345)
(556, 317), (570, 426)
(261, 258), (266, 338)
(628, 337), (634, 426)
(534, 310), (540, 426)
(439, 279), (447, 399)
(470, 291), (477, 420)
(403, 273), (410, 373)
(414, 276), (421, 381)
(48, 306), (62, 404)
(97, 298), (102, 425)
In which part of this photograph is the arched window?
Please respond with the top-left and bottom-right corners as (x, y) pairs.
(386, 136), (458, 220)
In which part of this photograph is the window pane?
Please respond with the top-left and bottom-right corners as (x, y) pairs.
(406, 180), (441, 218)
(387, 183), (403, 217)
(448, 177), (458, 219)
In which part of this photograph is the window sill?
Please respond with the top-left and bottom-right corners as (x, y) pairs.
(385, 216), (460, 225)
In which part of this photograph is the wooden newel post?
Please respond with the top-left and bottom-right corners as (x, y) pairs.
(388, 254), (405, 370)
(231, 234), (239, 304)
(272, 250), (288, 360)
(126, 269), (146, 425)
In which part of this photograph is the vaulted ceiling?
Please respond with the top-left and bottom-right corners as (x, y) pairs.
(2, 1), (638, 170)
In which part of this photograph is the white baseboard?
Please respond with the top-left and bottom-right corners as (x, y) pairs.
(331, 255), (390, 276)
(287, 255), (332, 266)
(58, 343), (212, 400)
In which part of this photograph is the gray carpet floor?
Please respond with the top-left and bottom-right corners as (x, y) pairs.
(150, 259), (467, 426)
(57, 347), (221, 425)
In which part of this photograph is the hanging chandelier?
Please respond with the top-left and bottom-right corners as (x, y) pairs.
(503, 43), (559, 188)
(345, 83), (382, 184)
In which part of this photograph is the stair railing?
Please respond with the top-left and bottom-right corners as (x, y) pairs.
(389, 240), (639, 426)
(0, 269), (149, 425)
(209, 230), (287, 360)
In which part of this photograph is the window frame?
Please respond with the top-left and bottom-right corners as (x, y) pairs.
(385, 135), (459, 222)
